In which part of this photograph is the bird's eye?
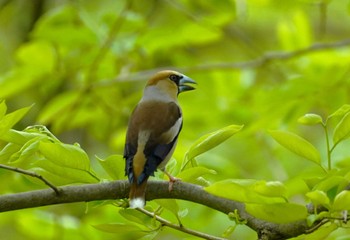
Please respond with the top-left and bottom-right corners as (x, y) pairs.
(169, 74), (180, 82)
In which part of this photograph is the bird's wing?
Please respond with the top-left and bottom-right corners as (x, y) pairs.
(124, 101), (182, 184)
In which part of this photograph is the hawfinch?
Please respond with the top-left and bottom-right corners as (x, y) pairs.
(124, 70), (196, 208)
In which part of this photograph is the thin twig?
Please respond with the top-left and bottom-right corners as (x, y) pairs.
(0, 164), (60, 195)
(94, 38), (350, 86)
(137, 207), (228, 240)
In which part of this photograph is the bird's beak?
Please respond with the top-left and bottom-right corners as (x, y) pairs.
(179, 75), (197, 93)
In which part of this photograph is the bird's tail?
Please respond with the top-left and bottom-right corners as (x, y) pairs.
(129, 179), (147, 208)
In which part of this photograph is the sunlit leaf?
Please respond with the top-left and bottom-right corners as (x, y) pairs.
(328, 104), (350, 119)
(253, 181), (287, 199)
(245, 203), (307, 223)
(306, 190), (330, 208)
(119, 209), (155, 229)
(96, 154), (125, 180)
(298, 113), (323, 125)
(8, 137), (41, 165)
(0, 129), (39, 144)
(155, 199), (182, 224)
(314, 175), (347, 194)
(39, 141), (91, 171)
(0, 100), (6, 119)
(0, 105), (33, 135)
(32, 160), (98, 184)
(93, 223), (144, 234)
(269, 130), (321, 165)
(205, 179), (284, 204)
(333, 112), (350, 146)
(289, 223), (337, 240)
(0, 143), (21, 163)
(186, 125), (244, 160)
(333, 190), (350, 211)
(176, 166), (216, 183)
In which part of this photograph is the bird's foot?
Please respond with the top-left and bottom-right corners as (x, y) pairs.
(164, 171), (181, 191)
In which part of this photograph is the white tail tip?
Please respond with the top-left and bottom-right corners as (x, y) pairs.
(129, 198), (145, 209)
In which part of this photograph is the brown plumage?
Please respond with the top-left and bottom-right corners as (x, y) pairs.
(124, 70), (196, 208)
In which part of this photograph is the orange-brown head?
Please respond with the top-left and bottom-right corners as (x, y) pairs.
(144, 70), (196, 101)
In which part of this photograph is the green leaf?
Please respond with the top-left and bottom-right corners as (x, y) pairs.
(155, 199), (183, 224)
(31, 160), (98, 184)
(245, 203), (307, 223)
(8, 137), (41, 165)
(333, 112), (350, 146)
(0, 129), (39, 144)
(186, 125), (244, 160)
(290, 223), (337, 240)
(205, 179), (284, 204)
(119, 209), (155, 229)
(93, 223), (146, 236)
(37, 141), (99, 183)
(269, 130), (321, 165)
(39, 142), (91, 171)
(0, 100), (6, 119)
(314, 175), (347, 193)
(253, 181), (287, 199)
(328, 104), (350, 119)
(0, 105), (33, 135)
(176, 166), (216, 183)
(306, 190), (330, 208)
(0, 143), (21, 163)
(333, 190), (350, 211)
(96, 154), (125, 180)
(298, 113), (323, 125)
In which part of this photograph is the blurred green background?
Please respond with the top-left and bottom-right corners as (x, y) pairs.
(1, 0), (350, 239)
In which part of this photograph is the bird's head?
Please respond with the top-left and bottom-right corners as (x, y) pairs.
(145, 70), (196, 100)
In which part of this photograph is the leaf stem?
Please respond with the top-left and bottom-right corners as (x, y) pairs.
(0, 164), (60, 195)
(322, 124), (332, 171)
(137, 207), (228, 240)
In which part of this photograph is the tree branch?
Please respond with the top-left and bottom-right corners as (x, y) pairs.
(0, 180), (310, 240)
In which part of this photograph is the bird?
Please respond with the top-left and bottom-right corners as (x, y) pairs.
(124, 70), (196, 208)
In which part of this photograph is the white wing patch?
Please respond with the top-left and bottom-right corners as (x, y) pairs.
(161, 116), (182, 143)
(138, 130), (151, 146)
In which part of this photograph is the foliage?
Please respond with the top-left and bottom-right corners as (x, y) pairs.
(1, 0), (350, 239)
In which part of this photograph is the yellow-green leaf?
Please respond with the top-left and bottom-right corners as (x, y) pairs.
(269, 130), (321, 165)
(0, 105), (33, 135)
(186, 124), (243, 160)
(298, 113), (323, 125)
(306, 190), (330, 208)
(205, 179), (284, 204)
(333, 190), (350, 211)
(333, 112), (350, 146)
(96, 154), (125, 180)
(328, 104), (350, 119)
(177, 166), (216, 183)
(39, 141), (91, 171)
(246, 203), (307, 223)
(253, 181), (287, 199)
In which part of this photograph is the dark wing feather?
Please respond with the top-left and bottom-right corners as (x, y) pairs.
(124, 143), (136, 183)
(141, 128), (181, 183)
